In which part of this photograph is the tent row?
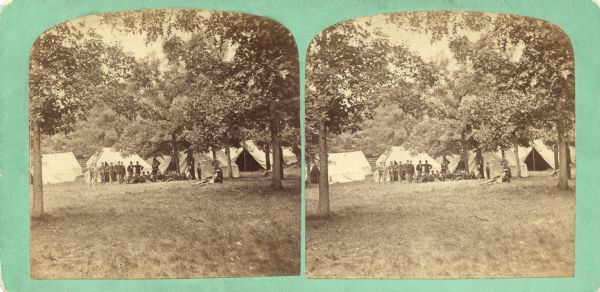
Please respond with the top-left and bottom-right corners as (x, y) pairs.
(233, 140), (298, 171)
(307, 140), (569, 185)
(436, 139), (562, 178)
(309, 148), (442, 185)
(147, 140), (299, 178)
(41, 140), (298, 185)
(440, 151), (529, 178)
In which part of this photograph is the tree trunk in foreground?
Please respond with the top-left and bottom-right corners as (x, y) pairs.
(513, 143), (521, 178)
(225, 144), (233, 179)
(279, 145), (285, 180)
(460, 130), (469, 173)
(475, 148), (484, 177)
(172, 131), (180, 174)
(31, 122), (44, 218)
(270, 124), (283, 190)
(554, 143), (559, 170)
(557, 120), (569, 189)
(566, 145), (572, 179)
(265, 144), (271, 171)
(318, 120), (330, 217)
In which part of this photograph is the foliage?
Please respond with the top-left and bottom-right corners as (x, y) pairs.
(30, 23), (105, 135)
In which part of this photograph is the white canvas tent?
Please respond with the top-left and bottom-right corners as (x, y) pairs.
(86, 148), (151, 170)
(518, 140), (556, 170)
(376, 147), (442, 171)
(197, 151), (240, 178)
(232, 141), (268, 171)
(344, 151), (372, 176)
(308, 151), (370, 184)
(42, 152), (82, 184)
(327, 151), (370, 184)
(231, 140), (298, 171)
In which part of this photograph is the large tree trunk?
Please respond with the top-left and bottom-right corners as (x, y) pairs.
(279, 145), (285, 180)
(265, 144), (271, 171)
(172, 131), (180, 174)
(225, 144), (233, 179)
(513, 142), (521, 178)
(557, 120), (569, 189)
(212, 149), (216, 161)
(270, 119), (283, 190)
(460, 129), (469, 173)
(554, 143), (559, 170)
(318, 120), (330, 217)
(566, 145), (572, 179)
(475, 148), (484, 177)
(31, 122), (44, 218)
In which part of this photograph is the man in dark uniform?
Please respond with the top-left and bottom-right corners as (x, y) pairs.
(416, 160), (423, 178)
(152, 158), (160, 176)
(108, 163), (115, 182)
(424, 160), (432, 175)
(187, 155), (195, 180)
(214, 166), (223, 183)
(103, 162), (110, 183)
(408, 160), (415, 182)
(120, 161), (127, 183)
(116, 161), (122, 183)
(485, 162), (491, 179)
(134, 161), (144, 177)
(127, 161), (134, 182)
(398, 161), (405, 182)
(441, 157), (448, 176)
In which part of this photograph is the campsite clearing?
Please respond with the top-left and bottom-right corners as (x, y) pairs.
(306, 176), (574, 278)
(31, 172), (300, 278)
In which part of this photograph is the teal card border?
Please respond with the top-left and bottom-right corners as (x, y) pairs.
(1, 0), (599, 291)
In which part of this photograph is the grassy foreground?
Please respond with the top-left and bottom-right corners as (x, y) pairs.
(306, 176), (575, 279)
(31, 172), (300, 278)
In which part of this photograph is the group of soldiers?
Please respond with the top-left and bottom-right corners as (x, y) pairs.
(86, 159), (225, 185)
(374, 160), (438, 183)
(86, 161), (146, 184)
(374, 159), (511, 183)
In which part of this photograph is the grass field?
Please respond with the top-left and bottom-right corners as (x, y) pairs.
(31, 170), (300, 279)
(306, 175), (575, 279)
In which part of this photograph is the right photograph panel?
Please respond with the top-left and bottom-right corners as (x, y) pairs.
(305, 11), (575, 279)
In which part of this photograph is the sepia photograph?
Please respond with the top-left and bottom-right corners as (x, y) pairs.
(29, 9), (301, 278)
(305, 11), (575, 278)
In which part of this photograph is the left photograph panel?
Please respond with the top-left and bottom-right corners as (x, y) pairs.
(29, 9), (301, 278)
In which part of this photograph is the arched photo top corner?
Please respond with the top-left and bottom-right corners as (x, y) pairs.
(29, 8), (300, 62)
(305, 10), (575, 62)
